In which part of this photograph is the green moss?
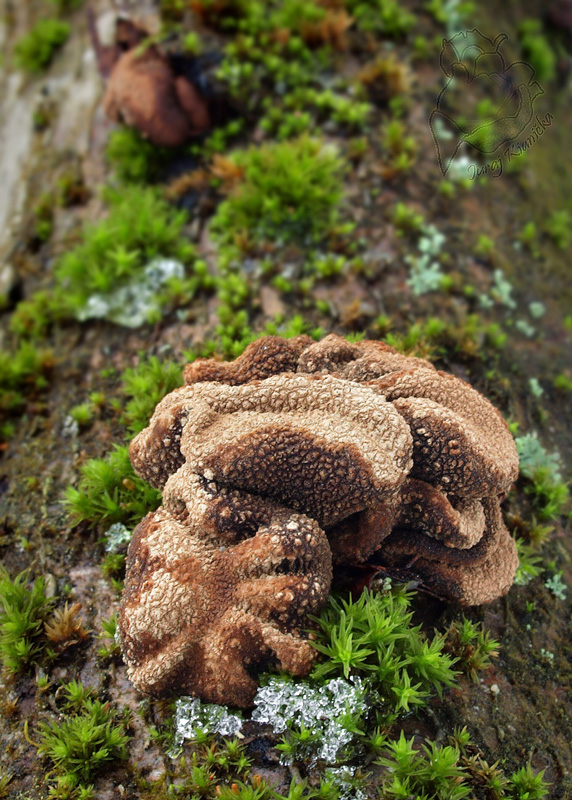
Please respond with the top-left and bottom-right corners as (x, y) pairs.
(524, 467), (569, 520)
(187, 315), (323, 362)
(65, 354), (187, 528)
(442, 617), (499, 681)
(544, 209), (572, 250)
(69, 403), (94, 427)
(261, 88), (371, 137)
(345, 0), (415, 35)
(310, 587), (458, 713)
(200, 0), (325, 35)
(554, 372), (572, 392)
(160, 0), (186, 23)
(35, 683), (129, 793)
(210, 136), (346, 247)
(0, 772), (12, 798)
(10, 289), (64, 340)
(474, 233), (494, 259)
(375, 730), (545, 800)
(105, 128), (170, 184)
(215, 22), (368, 140)
(509, 765), (550, 799)
(14, 19), (70, 73)
(519, 19), (556, 84)
(375, 732), (471, 800)
(519, 220), (540, 257)
(515, 434), (569, 520)
(64, 445), (161, 528)
(183, 31), (203, 55)
(120, 356), (183, 435)
(514, 539), (544, 586)
(0, 342), (54, 440)
(142, 736), (262, 800)
(32, 193), (55, 242)
(54, 185), (197, 311)
(392, 202), (425, 235)
(383, 119), (417, 175)
(100, 553), (126, 588)
(0, 569), (55, 674)
(97, 613), (121, 659)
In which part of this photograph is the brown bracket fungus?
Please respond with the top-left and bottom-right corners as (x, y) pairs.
(89, 13), (210, 147)
(119, 334), (519, 707)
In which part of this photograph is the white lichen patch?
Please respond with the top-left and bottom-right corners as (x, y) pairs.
(515, 433), (562, 481)
(105, 522), (132, 552)
(251, 675), (369, 764)
(406, 224), (447, 296)
(76, 258), (184, 327)
(528, 378), (544, 399)
(324, 766), (369, 800)
(490, 269), (516, 309)
(62, 415), (79, 438)
(529, 301), (546, 319)
(171, 697), (243, 755)
(545, 572), (567, 600)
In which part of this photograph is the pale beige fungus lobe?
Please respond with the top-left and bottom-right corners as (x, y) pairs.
(120, 501), (331, 707)
(120, 334), (519, 706)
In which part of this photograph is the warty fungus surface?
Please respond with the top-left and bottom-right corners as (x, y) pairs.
(119, 334), (519, 706)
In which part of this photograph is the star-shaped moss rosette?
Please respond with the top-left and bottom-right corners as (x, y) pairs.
(429, 29), (544, 175)
(119, 335), (519, 706)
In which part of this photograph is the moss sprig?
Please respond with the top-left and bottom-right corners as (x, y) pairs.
(64, 445), (161, 528)
(310, 587), (458, 713)
(0, 569), (55, 674)
(33, 681), (130, 795)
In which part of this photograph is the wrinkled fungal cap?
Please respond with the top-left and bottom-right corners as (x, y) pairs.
(121, 334), (520, 707)
(134, 372), (412, 531)
(183, 335), (314, 386)
(381, 497), (518, 606)
(119, 485), (332, 707)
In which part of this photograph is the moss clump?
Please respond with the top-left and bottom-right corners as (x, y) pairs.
(518, 19), (556, 84)
(142, 737), (256, 798)
(442, 617), (499, 681)
(210, 136), (346, 246)
(105, 128), (171, 184)
(14, 19), (70, 73)
(0, 342), (54, 441)
(65, 355), (187, 528)
(344, 0), (415, 35)
(35, 681), (129, 795)
(376, 731), (471, 800)
(0, 569), (55, 674)
(544, 209), (572, 250)
(310, 587), (458, 712)
(65, 445), (162, 528)
(120, 356), (183, 435)
(374, 728), (549, 800)
(515, 434), (570, 520)
(54, 186), (197, 311)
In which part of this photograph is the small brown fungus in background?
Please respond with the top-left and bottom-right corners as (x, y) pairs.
(89, 12), (210, 147)
(119, 335), (519, 707)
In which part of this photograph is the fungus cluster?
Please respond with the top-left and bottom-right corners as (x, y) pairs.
(119, 335), (519, 707)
